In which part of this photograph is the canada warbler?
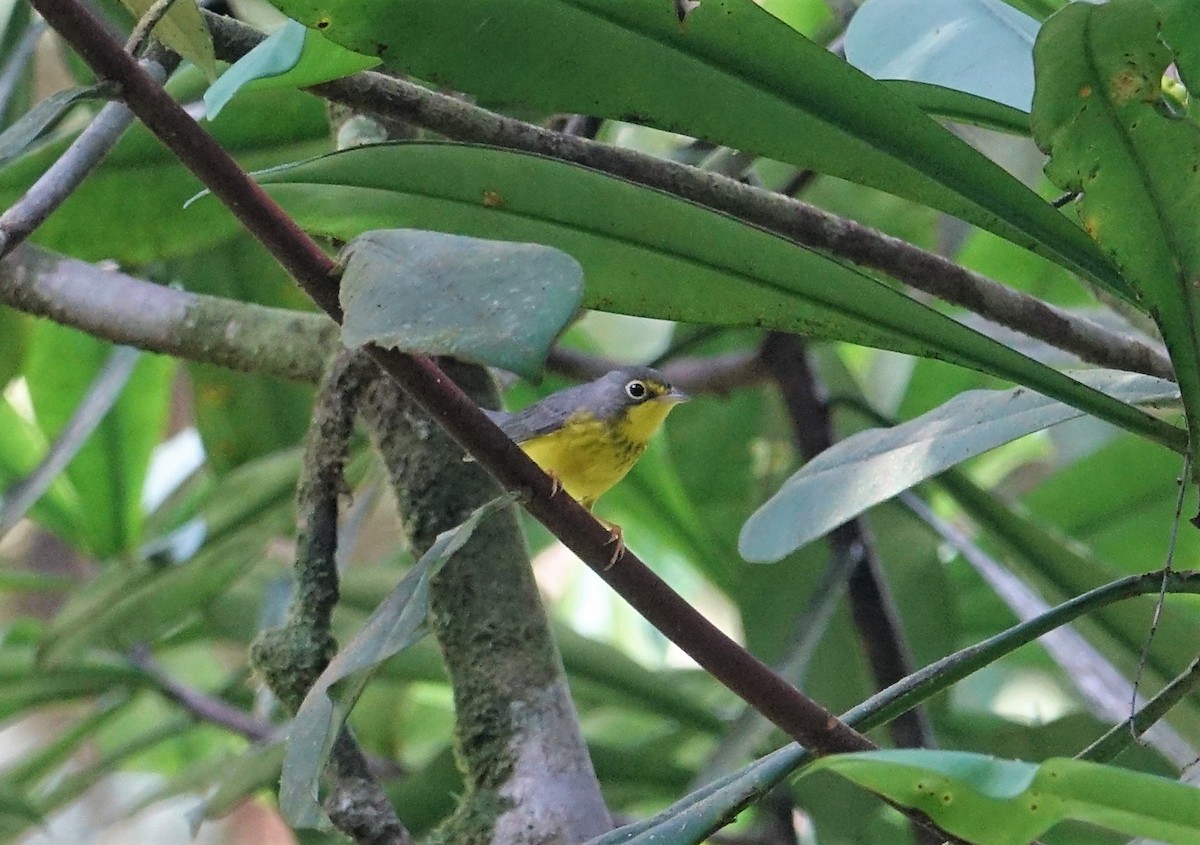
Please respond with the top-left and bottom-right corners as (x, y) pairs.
(485, 366), (688, 556)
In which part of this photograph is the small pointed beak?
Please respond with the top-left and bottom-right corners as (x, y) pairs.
(663, 386), (690, 404)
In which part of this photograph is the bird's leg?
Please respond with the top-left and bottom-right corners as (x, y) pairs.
(596, 517), (626, 569)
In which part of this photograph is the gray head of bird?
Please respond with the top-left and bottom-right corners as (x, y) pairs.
(582, 366), (690, 421)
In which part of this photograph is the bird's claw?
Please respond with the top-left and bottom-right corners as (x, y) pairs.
(600, 521), (625, 569)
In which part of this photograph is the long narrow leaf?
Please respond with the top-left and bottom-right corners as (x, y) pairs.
(264, 0), (1129, 297)
(739, 370), (1178, 562)
(256, 143), (1183, 453)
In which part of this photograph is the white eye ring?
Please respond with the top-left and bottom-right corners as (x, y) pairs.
(625, 380), (648, 400)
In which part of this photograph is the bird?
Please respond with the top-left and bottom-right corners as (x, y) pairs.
(484, 366), (689, 563)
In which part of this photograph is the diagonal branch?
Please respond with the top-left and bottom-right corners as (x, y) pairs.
(30, 0), (875, 762)
(204, 13), (1175, 383)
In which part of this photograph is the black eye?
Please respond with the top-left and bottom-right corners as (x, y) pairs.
(625, 380), (647, 400)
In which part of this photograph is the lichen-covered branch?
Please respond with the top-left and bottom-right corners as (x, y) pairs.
(250, 350), (411, 845)
(0, 245), (336, 381)
(358, 358), (611, 844)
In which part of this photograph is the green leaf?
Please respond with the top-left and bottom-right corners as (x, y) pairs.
(1, 697), (129, 789)
(0, 305), (25, 387)
(39, 450), (301, 663)
(809, 750), (1200, 845)
(120, 0), (216, 79)
(204, 19), (379, 119)
(186, 742), (285, 832)
(280, 494), (515, 829)
(0, 648), (145, 721)
(190, 364), (313, 475)
(1031, 0), (1200, 480)
(256, 142), (1183, 452)
(39, 509), (288, 664)
(339, 229), (583, 378)
(0, 85), (109, 168)
(0, 786), (40, 827)
(846, 0), (1040, 112)
(739, 370), (1179, 563)
(24, 325), (174, 558)
(263, 0), (1129, 297)
(884, 81), (1032, 134)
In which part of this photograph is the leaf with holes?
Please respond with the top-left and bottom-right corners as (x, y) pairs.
(809, 750), (1200, 845)
(1032, 0), (1200, 480)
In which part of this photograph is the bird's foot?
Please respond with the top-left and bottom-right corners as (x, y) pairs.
(598, 519), (626, 569)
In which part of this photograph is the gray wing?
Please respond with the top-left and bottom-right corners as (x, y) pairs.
(483, 384), (590, 444)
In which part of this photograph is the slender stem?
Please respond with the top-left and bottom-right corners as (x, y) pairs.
(1080, 655), (1200, 763)
(847, 570), (1200, 732)
(128, 647), (275, 743)
(0, 49), (176, 259)
(0, 346), (139, 541)
(126, 0), (180, 55)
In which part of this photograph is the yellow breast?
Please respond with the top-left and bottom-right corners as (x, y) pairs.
(520, 401), (677, 509)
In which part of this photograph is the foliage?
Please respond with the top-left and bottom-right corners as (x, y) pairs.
(0, 0), (1198, 844)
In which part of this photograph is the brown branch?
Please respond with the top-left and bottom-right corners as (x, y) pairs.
(128, 646), (275, 743)
(32, 0), (875, 761)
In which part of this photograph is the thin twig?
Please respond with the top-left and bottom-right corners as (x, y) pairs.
(128, 646), (276, 743)
(1132, 450), (1193, 735)
(0, 48), (178, 259)
(1081, 655), (1200, 764)
(900, 489), (1198, 768)
(125, 0), (180, 56)
(0, 346), (139, 541)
